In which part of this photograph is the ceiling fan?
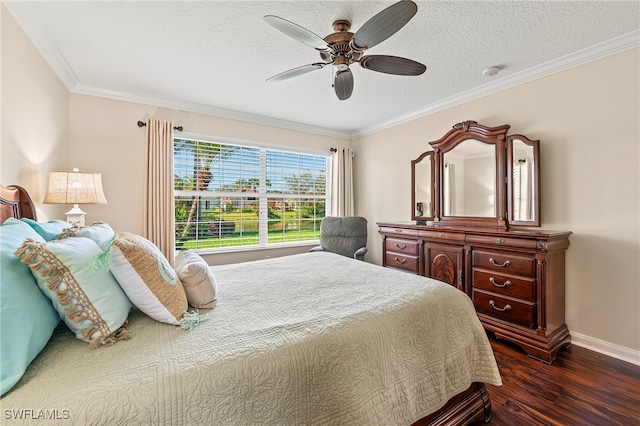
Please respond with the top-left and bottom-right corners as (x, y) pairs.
(264, 0), (426, 101)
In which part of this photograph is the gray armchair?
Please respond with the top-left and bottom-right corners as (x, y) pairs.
(310, 216), (368, 261)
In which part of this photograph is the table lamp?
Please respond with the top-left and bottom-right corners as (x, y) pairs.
(43, 168), (108, 226)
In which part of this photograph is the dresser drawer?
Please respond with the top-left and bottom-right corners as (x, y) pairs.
(466, 234), (538, 250)
(418, 229), (465, 242)
(472, 250), (535, 277)
(473, 290), (536, 328)
(385, 238), (419, 256)
(472, 270), (535, 301)
(379, 226), (419, 238)
(384, 252), (419, 274)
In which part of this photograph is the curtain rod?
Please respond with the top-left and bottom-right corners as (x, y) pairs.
(137, 120), (183, 132)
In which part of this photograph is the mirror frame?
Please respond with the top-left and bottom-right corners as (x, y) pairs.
(430, 121), (509, 229)
(412, 121), (541, 229)
(507, 134), (540, 226)
(411, 151), (435, 223)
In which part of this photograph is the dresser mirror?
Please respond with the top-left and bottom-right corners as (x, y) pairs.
(442, 139), (496, 218)
(411, 121), (540, 229)
(507, 134), (540, 226)
(411, 150), (434, 222)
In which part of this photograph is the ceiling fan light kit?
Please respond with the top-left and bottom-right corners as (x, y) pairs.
(264, 0), (426, 101)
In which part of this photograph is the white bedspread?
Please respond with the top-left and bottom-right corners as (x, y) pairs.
(1, 252), (501, 425)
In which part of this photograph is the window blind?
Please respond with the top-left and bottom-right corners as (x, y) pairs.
(174, 138), (330, 251)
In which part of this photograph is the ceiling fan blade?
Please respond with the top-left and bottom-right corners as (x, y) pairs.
(264, 15), (329, 50)
(360, 55), (426, 76)
(352, 1), (418, 50)
(266, 63), (326, 82)
(334, 69), (354, 100)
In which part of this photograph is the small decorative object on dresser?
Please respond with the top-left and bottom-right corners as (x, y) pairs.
(379, 121), (572, 364)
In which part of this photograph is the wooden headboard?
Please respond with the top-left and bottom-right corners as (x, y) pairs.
(0, 185), (37, 222)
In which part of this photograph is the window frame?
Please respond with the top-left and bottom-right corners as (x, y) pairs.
(173, 132), (332, 254)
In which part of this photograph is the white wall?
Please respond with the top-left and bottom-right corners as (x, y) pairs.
(353, 48), (640, 355)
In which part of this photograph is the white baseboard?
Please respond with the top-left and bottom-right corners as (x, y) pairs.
(571, 332), (640, 366)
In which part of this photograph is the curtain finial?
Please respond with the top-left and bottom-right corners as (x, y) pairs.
(137, 120), (183, 132)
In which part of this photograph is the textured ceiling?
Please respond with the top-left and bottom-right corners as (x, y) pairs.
(5, 1), (639, 139)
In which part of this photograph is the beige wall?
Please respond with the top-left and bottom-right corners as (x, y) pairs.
(67, 94), (350, 265)
(353, 48), (640, 353)
(1, 5), (69, 221)
(2, 5), (349, 265)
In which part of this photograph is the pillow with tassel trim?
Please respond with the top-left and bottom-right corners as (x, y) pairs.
(15, 237), (132, 348)
(58, 222), (116, 251)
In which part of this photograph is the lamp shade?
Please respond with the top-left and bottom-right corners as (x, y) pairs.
(43, 169), (108, 205)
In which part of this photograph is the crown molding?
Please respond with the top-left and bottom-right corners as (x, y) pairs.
(8, 0), (637, 142)
(5, 1), (350, 140)
(77, 26), (637, 142)
(4, 1), (79, 89)
(351, 30), (640, 140)
(84, 28), (637, 141)
(71, 84), (352, 140)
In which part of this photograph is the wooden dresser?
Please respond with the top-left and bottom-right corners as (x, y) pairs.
(379, 222), (572, 363)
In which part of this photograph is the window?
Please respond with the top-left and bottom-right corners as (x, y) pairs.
(174, 137), (330, 251)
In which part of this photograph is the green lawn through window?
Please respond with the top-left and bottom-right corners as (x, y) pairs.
(178, 228), (320, 250)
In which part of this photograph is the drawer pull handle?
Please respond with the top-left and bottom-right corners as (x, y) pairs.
(435, 232), (445, 237)
(394, 229), (404, 233)
(394, 257), (407, 265)
(489, 300), (512, 312)
(489, 277), (512, 288)
(489, 258), (511, 267)
(394, 243), (407, 250)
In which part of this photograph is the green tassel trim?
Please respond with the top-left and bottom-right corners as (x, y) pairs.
(89, 249), (112, 272)
(89, 235), (115, 271)
(179, 310), (209, 331)
(57, 226), (116, 272)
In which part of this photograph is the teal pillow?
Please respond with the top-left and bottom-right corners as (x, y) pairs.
(0, 218), (59, 396)
(20, 218), (72, 241)
(60, 222), (115, 250)
(15, 237), (132, 348)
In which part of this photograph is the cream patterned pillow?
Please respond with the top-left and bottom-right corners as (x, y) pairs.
(15, 237), (132, 348)
(175, 250), (218, 309)
(109, 232), (187, 325)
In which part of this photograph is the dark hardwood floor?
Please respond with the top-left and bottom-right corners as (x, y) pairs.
(484, 335), (640, 425)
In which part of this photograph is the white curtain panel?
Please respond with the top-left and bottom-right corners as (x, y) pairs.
(331, 147), (355, 217)
(145, 119), (175, 266)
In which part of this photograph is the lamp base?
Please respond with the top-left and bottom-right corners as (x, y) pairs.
(65, 205), (86, 227)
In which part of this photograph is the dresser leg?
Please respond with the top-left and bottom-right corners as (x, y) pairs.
(487, 323), (571, 364)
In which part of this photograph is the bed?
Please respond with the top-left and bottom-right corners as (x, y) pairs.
(0, 184), (501, 425)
